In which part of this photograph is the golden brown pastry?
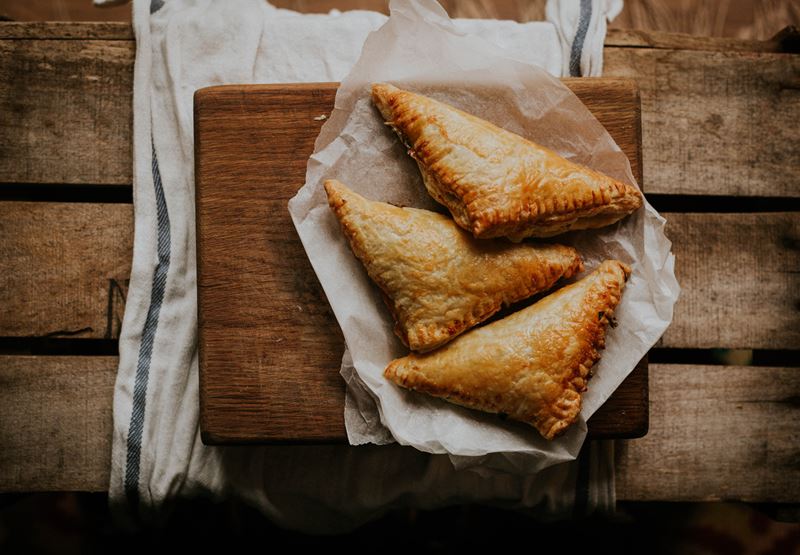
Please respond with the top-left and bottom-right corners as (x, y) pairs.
(371, 83), (643, 241)
(384, 260), (631, 440)
(324, 179), (583, 352)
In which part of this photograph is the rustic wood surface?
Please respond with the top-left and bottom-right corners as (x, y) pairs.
(0, 203), (133, 339)
(616, 364), (800, 503)
(0, 38), (134, 185)
(2, 358), (797, 502)
(0, 356), (115, 492)
(604, 48), (800, 198)
(603, 27), (797, 52)
(661, 212), (800, 349)
(195, 79), (647, 443)
(3, 206), (797, 350)
(2, 27), (797, 195)
(1, 21), (798, 503)
(0, 22), (134, 40)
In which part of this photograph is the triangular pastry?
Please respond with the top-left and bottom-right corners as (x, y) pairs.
(384, 260), (631, 440)
(371, 83), (643, 241)
(324, 179), (583, 352)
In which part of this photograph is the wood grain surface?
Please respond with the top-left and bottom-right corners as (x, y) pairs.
(0, 356), (115, 492)
(605, 48), (800, 200)
(194, 79), (647, 443)
(662, 212), (800, 349)
(603, 27), (796, 52)
(604, 47), (800, 198)
(616, 364), (800, 502)
(0, 202), (133, 339)
(0, 22), (134, 40)
(0, 38), (134, 185)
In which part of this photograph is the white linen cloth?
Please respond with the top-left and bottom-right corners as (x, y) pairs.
(112, 0), (629, 532)
(547, 0), (623, 76)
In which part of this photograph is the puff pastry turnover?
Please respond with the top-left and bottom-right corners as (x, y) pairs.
(384, 259), (631, 440)
(324, 179), (583, 352)
(371, 83), (643, 241)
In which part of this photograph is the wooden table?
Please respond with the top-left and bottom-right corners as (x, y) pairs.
(0, 21), (798, 504)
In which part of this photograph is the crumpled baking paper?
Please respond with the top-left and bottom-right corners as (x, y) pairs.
(288, 0), (679, 474)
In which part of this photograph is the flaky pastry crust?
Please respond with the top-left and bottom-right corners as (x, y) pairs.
(371, 83), (643, 241)
(324, 179), (583, 352)
(383, 260), (631, 439)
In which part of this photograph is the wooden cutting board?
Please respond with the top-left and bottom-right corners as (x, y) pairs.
(195, 80), (648, 444)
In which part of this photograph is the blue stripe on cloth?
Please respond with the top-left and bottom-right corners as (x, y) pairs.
(124, 139), (171, 500)
(569, 0), (592, 77)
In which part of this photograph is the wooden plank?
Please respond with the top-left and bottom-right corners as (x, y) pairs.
(0, 356), (115, 492)
(0, 38), (134, 185)
(2, 205), (797, 349)
(604, 28), (794, 53)
(195, 80), (647, 444)
(2, 27), (798, 197)
(0, 0), (132, 26)
(604, 47), (800, 198)
(0, 22), (133, 40)
(661, 212), (800, 350)
(1, 358), (796, 502)
(0, 202), (133, 339)
(617, 364), (800, 503)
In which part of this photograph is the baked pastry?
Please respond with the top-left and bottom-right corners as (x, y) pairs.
(371, 83), (643, 241)
(384, 259), (631, 439)
(324, 179), (583, 352)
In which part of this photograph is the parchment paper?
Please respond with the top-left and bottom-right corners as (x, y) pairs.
(288, 0), (680, 474)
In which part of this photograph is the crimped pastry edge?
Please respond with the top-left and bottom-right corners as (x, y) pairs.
(402, 250), (583, 352)
(371, 82), (643, 241)
(384, 260), (631, 440)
